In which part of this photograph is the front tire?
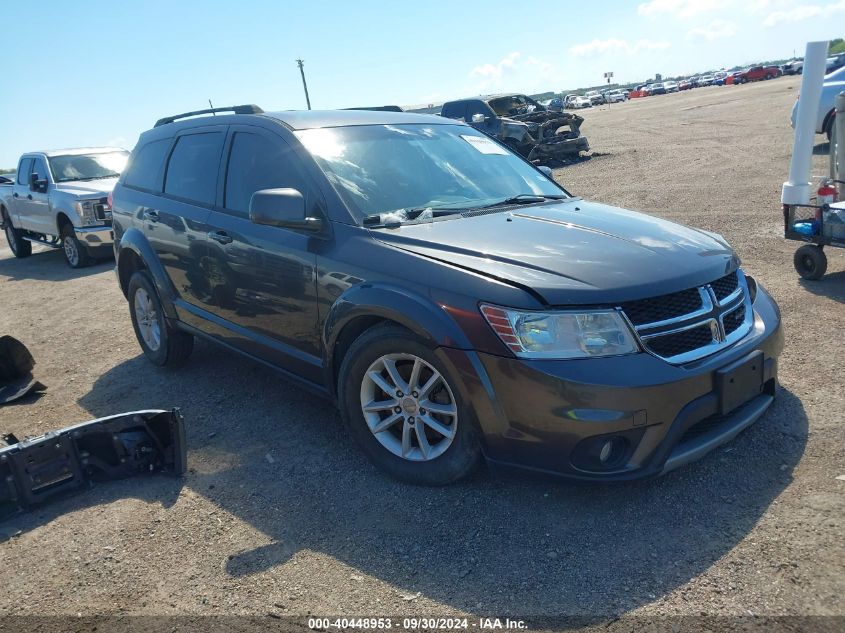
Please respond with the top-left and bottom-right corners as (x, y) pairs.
(3, 211), (32, 258)
(794, 244), (827, 280)
(128, 270), (194, 367)
(338, 324), (480, 485)
(61, 225), (91, 268)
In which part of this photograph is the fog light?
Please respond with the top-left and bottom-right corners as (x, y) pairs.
(599, 440), (613, 463)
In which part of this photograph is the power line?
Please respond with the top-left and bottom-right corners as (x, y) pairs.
(296, 59), (312, 110)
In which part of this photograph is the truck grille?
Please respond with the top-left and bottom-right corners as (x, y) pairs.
(620, 270), (753, 364)
(93, 197), (110, 221)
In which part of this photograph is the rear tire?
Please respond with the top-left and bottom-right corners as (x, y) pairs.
(338, 324), (480, 485)
(794, 245), (827, 280)
(61, 225), (91, 268)
(2, 211), (32, 258)
(128, 270), (194, 367)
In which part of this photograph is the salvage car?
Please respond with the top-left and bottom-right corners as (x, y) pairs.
(565, 95), (591, 109)
(1, 147), (128, 267)
(584, 90), (604, 106)
(111, 105), (783, 485)
(440, 94), (589, 164)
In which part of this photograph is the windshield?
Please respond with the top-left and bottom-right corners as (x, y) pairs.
(48, 151), (129, 183)
(295, 124), (567, 223)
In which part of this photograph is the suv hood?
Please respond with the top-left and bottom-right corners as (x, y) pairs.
(372, 199), (739, 305)
(53, 177), (119, 198)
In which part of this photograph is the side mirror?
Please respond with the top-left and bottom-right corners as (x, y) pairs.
(471, 113), (486, 124)
(29, 173), (47, 193)
(249, 188), (322, 232)
(538, 166), (553, 178)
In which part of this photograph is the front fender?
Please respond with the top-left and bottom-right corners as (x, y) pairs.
(50, 194), (84, 229)
(323, 283), (474, 388)
(117, 227), (179, 320)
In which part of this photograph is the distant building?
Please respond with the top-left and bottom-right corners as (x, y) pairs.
(655, 73), (662, 81)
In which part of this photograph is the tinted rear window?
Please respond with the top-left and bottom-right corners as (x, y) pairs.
(164, 133), (224, 205)
(124, 139), (171, 191)
(440, 102), (465, 120)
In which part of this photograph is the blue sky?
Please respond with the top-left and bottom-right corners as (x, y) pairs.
(1, 0), (842, 167)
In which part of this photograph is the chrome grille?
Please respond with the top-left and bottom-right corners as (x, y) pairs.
(620, 269), (753, 364)
(710, 270), (739, 302)
(620, 287), (703, 327)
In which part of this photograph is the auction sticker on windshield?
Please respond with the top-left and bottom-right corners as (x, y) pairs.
(461, 135), (509, 155)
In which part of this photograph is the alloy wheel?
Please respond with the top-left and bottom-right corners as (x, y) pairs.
(63, 236), (79, 266)
(360, 353), (458, 462)
(134, 287), (162, 351)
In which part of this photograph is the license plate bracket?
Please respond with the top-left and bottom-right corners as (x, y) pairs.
(716, 351), (764, 415)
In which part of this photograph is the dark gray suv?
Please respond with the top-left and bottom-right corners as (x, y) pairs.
(111, 105), (783, 485)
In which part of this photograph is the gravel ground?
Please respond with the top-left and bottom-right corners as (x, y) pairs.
(0, 76), (842, 626)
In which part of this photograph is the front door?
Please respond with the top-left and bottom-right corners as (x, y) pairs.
(201, 125), (321, 380)
(24, 156), (53, 235)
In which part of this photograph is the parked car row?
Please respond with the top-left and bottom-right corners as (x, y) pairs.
(2, 102), (784, 485)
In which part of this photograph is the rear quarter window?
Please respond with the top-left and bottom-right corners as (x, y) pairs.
(164, 133), (225, 206)
(123, 139), (172, 192)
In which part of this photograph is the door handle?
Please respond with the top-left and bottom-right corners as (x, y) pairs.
(207, 231), (233, 245)
(13, 192), (18, 198)
(143, 209), (160, 222)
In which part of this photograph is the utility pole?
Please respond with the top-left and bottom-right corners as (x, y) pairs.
(296, 59), (312, 110)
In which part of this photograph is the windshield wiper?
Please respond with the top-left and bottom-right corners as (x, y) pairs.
(74, 175), (118, 181)
(474, 193), (567, 209)
(362, 206), (468, 228)
(362, 195), (567, 228)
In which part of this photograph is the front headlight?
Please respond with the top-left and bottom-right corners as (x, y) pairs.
(480, 304), (640, 359)
(74, 200), (98, 226)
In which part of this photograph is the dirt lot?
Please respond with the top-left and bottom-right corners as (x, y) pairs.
(0, 76), (843, 626)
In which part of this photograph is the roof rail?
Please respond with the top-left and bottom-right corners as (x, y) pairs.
(154, 104), (264, 127)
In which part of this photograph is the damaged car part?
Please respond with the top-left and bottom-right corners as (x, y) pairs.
(0, 336), (46, 406)
(440, 94), (590, 165)
(0, 409), (186, 520)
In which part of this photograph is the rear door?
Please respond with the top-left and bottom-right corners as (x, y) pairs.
(11, 157), (34, 230)
(149, 127), (225, 316)
(200, 124), (321, 379)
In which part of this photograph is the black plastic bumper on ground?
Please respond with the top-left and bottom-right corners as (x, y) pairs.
(0, 409), (186, 520)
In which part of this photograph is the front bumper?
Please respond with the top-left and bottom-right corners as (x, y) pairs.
(75, 225), (114, 253)
(440, 285), (783, 481)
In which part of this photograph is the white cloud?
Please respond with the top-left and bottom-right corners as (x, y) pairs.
(569, 38), (671, 57)
(762, 0), (845, 26)
(687, 19), (739, 40)
(638, 0), (730, 18)
(467, 52), (559, 92)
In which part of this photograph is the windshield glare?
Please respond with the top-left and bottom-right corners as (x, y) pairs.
(48, 151), (129, 183)
(295, 124), (566, 222)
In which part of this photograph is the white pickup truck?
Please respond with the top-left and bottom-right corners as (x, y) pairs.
(0, 147), (128, 267)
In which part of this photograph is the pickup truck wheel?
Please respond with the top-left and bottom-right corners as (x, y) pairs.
(338, 324), (481, 485)
(3, 213), (32, 258)
(128, 270), (194, 367)
(794, 245), (827, 280)
(61, 226), (90, 268)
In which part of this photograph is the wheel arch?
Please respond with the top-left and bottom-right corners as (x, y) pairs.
(116, 227), (179, 318)
(324, 284), (473, 397)
(822, 108), (836, 138)
(56, 212), (74, 234)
